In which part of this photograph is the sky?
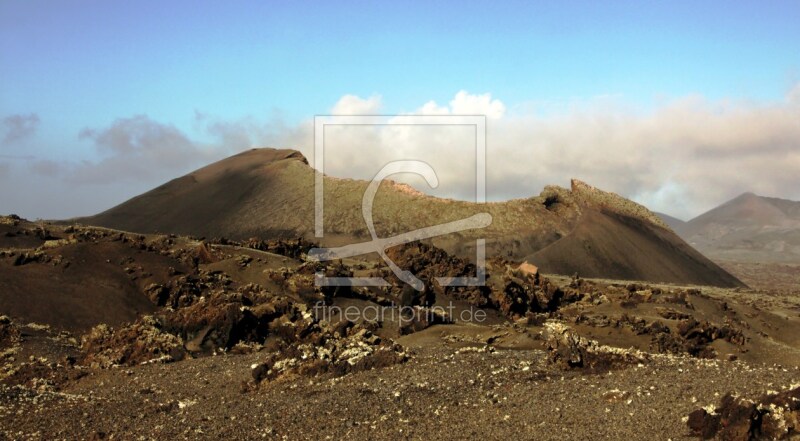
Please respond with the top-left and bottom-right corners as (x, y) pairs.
(1, 0), (799, 220)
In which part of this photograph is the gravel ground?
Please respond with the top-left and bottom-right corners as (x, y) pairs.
(2, 342), (798, 440)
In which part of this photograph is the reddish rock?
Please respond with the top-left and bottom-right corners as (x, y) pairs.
(517, 261), (539, 280)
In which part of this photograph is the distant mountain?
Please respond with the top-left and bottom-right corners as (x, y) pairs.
(677, 192), (800, 263)
(655, 212), (686, 232)
(77, 148), (743, 287)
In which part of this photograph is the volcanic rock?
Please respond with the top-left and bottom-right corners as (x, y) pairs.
(544, 321), (648, 371)
(0, 316), (20, 350)
(687, 387), (800, 439)
(250, 322), (407, 384)
(81, 316), (186, 368)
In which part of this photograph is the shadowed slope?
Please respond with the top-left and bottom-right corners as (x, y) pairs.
(529, 209), (743, 286)
(0, 229), (177, 332)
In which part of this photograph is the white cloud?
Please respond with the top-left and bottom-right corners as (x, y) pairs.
(330, 94), (382, 115)
(788, 83), (800, 106)
(72, 115), (225, 184)
(449, 90), (506, 119)
(412, 90), (506, 119)
(417, 100), (450, 115)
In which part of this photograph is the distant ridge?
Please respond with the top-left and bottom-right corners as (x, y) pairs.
(676, 192), (800, 263)
(78, 148), (744, 287)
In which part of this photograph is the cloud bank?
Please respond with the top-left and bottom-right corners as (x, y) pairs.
(72, 115), (224, 184)
(1, 113), (40, 146)
(302, 89), (800, 220)
(1, 86), (799, 220)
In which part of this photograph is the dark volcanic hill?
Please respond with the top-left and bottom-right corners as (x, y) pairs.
(78, 148), (743, 287)
(676, 192), (800, 263)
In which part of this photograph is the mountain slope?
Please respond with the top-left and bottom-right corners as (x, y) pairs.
(78, 148), (743, 287)
(655, 212), (686, 232)
(679, 192), (800, 263)
(529, 209), (737, 284)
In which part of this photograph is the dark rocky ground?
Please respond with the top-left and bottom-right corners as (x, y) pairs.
(1, 215), (799, 440)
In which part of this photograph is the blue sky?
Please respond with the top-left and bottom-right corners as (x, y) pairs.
(3, 1), (798, 132)
(1, 1), (799, 219)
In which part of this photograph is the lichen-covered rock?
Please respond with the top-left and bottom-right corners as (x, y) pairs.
(382, 242), (487, 307)
(604, 313), (746, 359)
(376, 244), (581, 320)
(0, 357), (86, 391)
(12, 251), (53, 266)
(250, 322), (407, 384)
(687, 387), (800, 439)
(0, 316), (21, 349)
(242, 237), (315, 259)
(490, 263), (581, 319)
(676, 318), (746, 358)
(0, 214), (21, 226)
(544, 321), (648, 371)
(159, 291), (305, 353)
(81, 316), (186, 367)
